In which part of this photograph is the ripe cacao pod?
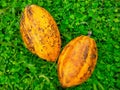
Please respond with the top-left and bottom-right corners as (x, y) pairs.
(20, 5), (61, 61)
(58, 33), (98, 87)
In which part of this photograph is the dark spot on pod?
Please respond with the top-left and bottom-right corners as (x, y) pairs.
(25, 34), (35, 52)
(83, 46), (89, 60)
(47, 53), (50, 57)
(41, 15), (45, 18)
(47, 36), (50, 39)
(43, 45), (47, 50)
(38, 27), (44, 32)
(57, 43), (61, 48)
(61, 71), (64, 78)
(38, 28), (41, 31)
(94, 47), (96, 51)
(91, 54), (96, 59)
(40, 40), (45, 45)
(29, 46), (35, 52)
(83, 72), (88, 78)
(40, 49), (43, 52)
(26, 6), (33, 16)
(51, 40), (56, 47)
(49, 32), (54, 37)
(33, 23), (37, 27)
(28, 29), (31, 32)
(51, 24), (57, 32)
(20, 16), (25, 28)
(30, 26), (33, 29)
(51, 44), (54, 48)
(47, 25), (50, 28)
(25, 34), (32, 44)
(88, 66), (92, 73)
(80, 77), (83, 80)
(21, 13), (25, 21)
(54, 34), (58, 38)
(66, 79), (70, 84)
(46, 39), (49, 43)
(41, 8), (45, 12)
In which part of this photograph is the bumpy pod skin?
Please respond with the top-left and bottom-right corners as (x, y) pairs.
(20, 5), (61, 61)
(58, 35), (98, 87)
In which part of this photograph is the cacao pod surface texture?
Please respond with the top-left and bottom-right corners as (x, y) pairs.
(20, 5), (61, 61)
(58, 35), (98, 87)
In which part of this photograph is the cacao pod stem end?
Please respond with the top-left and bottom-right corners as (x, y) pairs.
(88, 31), (92, 37)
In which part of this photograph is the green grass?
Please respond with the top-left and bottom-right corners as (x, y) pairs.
(0, 0), (120, 90)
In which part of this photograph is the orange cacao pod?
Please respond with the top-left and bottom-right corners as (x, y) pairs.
(58, 32), (98, 87)
(20, 5), (61, 61)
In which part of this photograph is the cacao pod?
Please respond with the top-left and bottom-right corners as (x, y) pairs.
(20, 5), (61, 61)
(58, 33), (98, 87)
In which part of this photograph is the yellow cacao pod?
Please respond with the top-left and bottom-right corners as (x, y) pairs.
(58, 34), (98, 87)
(20, 5), (61, 61)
